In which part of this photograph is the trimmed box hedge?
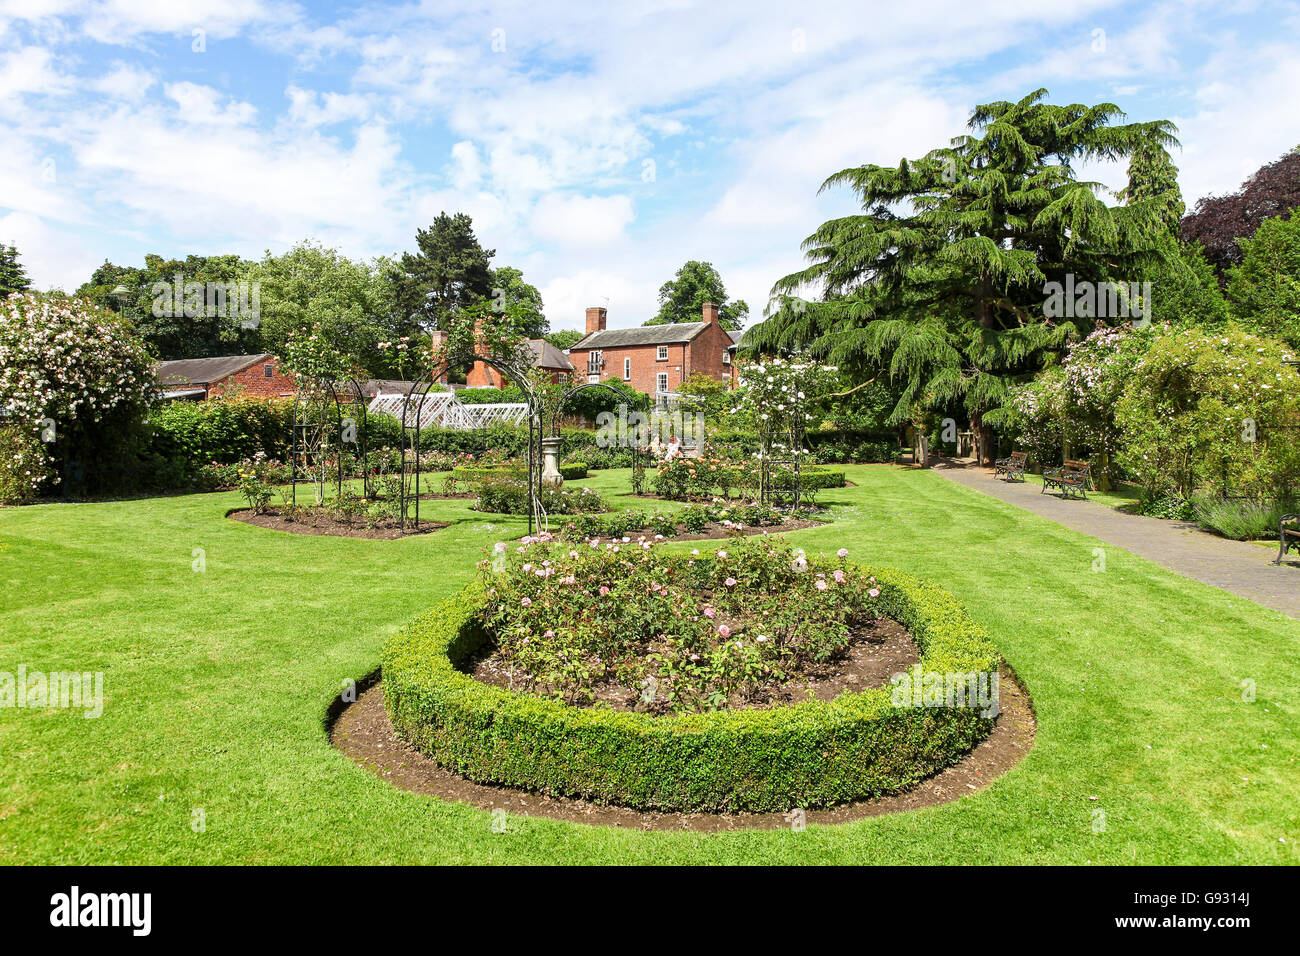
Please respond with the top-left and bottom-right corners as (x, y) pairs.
(451, 463), (524, 483)
(453, 462), (588, 482)
(382, 567), (1002, 812)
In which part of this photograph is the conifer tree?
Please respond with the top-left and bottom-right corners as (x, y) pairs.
(0, 244), (31, 297)
(747, 89), (1181, 462)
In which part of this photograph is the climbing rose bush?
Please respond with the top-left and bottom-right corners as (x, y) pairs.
(0, 293), (153, 425)
(1115, 326), (1300, 498)
(733, 354), (837, 459)
(0, 425), (55, 503)
(1008, 325), (1149, 479)
(0, 293), (153, 500)
(479, 535), (881, 713)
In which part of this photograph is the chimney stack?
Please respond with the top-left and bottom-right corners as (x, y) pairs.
(428, 330), (449, 384)
(586, 306), (607, 335)
(702, 302), (720, 326)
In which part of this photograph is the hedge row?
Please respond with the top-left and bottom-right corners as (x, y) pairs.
(381, 567), (1002, 812)
(451, 461), (589, 482)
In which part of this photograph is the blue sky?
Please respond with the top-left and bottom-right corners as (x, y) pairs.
(2, 0), (1298, 333)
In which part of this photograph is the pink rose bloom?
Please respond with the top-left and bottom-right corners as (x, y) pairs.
(815, 579), (828, 591)
(717, 624), (731, 637)
(833, 569), (846, 583)
(704, 607), (716, 618)
(544, 629), (554, 638)
(599, 585), (610, 596)
(837, 548), (848, 558)
(521, 597), (532, 606)
(717, 550), (727, 559)
(869, 587), (880, 598)
(725, 577), (737, 587)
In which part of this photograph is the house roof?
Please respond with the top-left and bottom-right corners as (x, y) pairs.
(572, 322), (714, 350)
(526, 339), (574, 371)
(155, 354), (274, 387)
(728, 330), (744, 347)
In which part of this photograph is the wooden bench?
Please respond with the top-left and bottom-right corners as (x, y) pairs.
(1041, 459), (1091, 499)
(1275, 513), (1300, 565)
(994, 450), (1028, 482)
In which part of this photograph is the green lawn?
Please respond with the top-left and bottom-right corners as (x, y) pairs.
(1, 465), (1296, 864)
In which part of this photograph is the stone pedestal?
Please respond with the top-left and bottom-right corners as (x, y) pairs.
(541, 436), (565, 488)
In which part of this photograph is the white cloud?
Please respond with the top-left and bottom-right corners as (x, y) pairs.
(539, 269), (659, 331)
(0, 46), (72, 98)
(447, 140), (483, 191)
(164, 82), (258, 126)
(530, 193), (635, 245)
(285, 86), (371, 127)
(91, 63), (154, 101)
(0, 210), (98, 291)
(1174, 46), (1300, 207)
(79, 0), (285, 44)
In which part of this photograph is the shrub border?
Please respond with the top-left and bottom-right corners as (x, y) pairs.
(381, 567), (1001, 812)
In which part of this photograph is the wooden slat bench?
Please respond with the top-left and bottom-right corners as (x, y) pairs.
(1275, 514), (1300, 565)
(1041, 459), (1091, 499)
(994, 450), (1028, 482)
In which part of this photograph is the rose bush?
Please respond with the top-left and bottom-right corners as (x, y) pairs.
(479, 536), (881, 713)
(0, 292), (153, 498)
(1115, 327), (1300, 498)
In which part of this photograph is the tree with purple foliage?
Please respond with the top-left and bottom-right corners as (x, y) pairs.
(1181, 148), (1300, 275)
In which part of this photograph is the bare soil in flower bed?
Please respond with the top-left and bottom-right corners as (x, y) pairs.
(228, 507), (447, 539)
(468, 616), (918, 712)
(329, 668), (1035, 830)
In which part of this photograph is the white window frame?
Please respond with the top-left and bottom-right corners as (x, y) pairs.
(656, 345), (669, 361)
(722, 351), (731, 365)
(623, 357), (631, 380)
(657, 372), (669, 394)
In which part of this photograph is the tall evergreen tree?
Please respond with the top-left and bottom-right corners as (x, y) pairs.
(0, 244), (31, 297)
(645, 260), (747, 330)
(390, 212), (495, 331)
(748, 89), (1180, 463)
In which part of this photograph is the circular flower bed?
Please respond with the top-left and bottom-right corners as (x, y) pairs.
(382, 538), (1002, 812)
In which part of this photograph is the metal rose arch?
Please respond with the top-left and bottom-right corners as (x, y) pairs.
(397, 345), (544, 533)
(289, 376), (372, 507)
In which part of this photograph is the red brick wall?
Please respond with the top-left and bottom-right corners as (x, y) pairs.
(572, 333), (735, 394)
(684, 320), (735, 384)
(208, 358), (296, 399)
(573, 342), (690, 394)
(466, 361), (572, 388)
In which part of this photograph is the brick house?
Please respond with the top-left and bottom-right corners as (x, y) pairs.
(568, 303), (738, 401)
(465, 339), (575, 388)
(155, 353), (296, 401)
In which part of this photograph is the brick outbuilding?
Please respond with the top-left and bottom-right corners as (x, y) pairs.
(155, 353), (296, 401)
